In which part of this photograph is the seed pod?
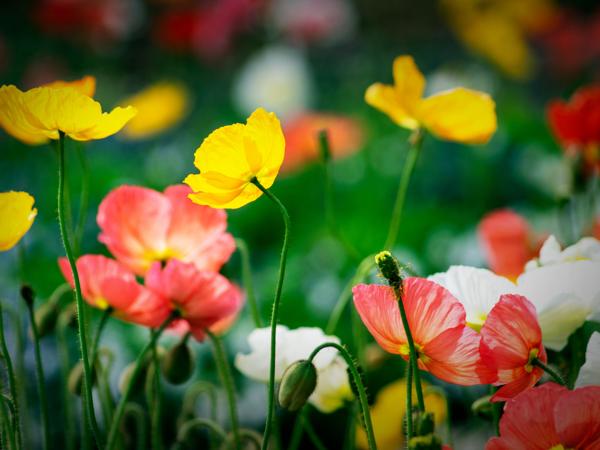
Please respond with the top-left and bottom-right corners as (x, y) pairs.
(278, 360), (318, 411)
(161, 339), (195, 385)
(375, 251), (403, 289)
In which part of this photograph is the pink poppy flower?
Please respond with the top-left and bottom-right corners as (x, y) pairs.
(478, 209), (543, 280)
(479, 294), (547, 402)
(58, 255), (171, 328)
(97, 184), (235, 276)
(352, 278), (493, 386)
(145, 259), (244, 341)
(486, 382), (600, 449)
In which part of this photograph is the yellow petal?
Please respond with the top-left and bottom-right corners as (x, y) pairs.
(365, 83), (419, 130)
(0, 86), (50, 145)
(185, 179), (262, 209)
(43, 75), (97, 98)
(69, 106), (138, 141)
(0, 191), (37, 251)
(418, 87), (497, 144)
(120, 82), (188, 140)
(392, 55), (425, 114)
(244, 107), (285, 187)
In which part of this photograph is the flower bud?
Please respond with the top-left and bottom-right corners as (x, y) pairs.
(20, 285), (35, 308)
(161, 339), (195, 385)
(471, 394), (494, 420)
(413, 411), (435, 437)
(375, 251), (403, 289)
(34, 301), (60, 338)
(278, 360), (318, 411)
(68, 360), (96, 396)
(408, 434), (443, 450)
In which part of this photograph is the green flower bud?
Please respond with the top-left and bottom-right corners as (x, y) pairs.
(413, 411), (435, 437)
(471, 394), (494, 420)
(161, 339), (196, 385)
(20, 285), (35, 308)
(68, 360), (96, 396)
(34, 301), (60, 338)
(375, 251), (403, 289)
(278, 360), (318, 411)
(408, 433), (443, 450)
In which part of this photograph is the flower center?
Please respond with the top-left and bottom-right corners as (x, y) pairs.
(525, 348), (539, 373)
(399, 342), (430, 363)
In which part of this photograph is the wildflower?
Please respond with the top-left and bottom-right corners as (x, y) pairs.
(428, 265), (516, 332)
(120, 82), (188, 140)
(485, 383), (600, 449)
(575, 332), (600, 387)
(0, 79), (136, 145)
(282, 112), (364, 173)
(183, 108), (285, 209)
(97, 184), (235, 275)
(235, 326), (353, 413)
(365, 55), (496, 144)
(353, 279), (492, 386)
(478, 209), (543, 280)
(0, 191), (37, 251)
(144, 259), (243, 341)
(356, 379), (447, 450)
(547, 85), (600, 174)
(59, 255), (171, 328)
(525, 235), (600, 270)
(479, 294), (546, 401)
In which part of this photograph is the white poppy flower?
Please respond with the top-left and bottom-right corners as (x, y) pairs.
(428, 265), (516, 331)
(235, 326), (353, 413)
(525, 235), (600, 271)
(576, 332), (600, 388)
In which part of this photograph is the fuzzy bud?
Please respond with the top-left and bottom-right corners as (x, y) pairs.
(278, 360), (318, 411)
(161, 338), (195, 385)
(375, 251), (403, 289)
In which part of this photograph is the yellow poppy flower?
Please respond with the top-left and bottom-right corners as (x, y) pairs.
(0, 80), (136, 145)
(43, 75), (97, 98)
(184, 107), (285, 209)
(0, 191), (37, 251)
(356, 379), (447, 450)
(120, 82), (188, 140)
(365, 55), (497, 144)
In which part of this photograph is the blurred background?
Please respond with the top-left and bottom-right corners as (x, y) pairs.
(1, 0), (599, 448)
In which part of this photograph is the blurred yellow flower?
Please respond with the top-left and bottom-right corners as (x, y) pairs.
(0, 79), (136, 145)
(365, 55), (497, 144)
(356, 379), (447, 450)
(184, 107), (285, 209)
(440, 0), (557, 80)
(0, 191), (37, 251)
(120, 82), (188, 140)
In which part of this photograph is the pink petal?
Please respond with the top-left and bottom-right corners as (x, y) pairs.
(164, 184), (236, 272)
(97, 185), (171, 275)
(555, 385), (600, 448)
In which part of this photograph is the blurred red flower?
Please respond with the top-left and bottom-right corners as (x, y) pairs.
(486, 383), (600, 449)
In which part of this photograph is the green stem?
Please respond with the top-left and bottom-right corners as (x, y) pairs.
(301, 413), (328, 450)
(383, 130), (423, 250)
(308, 343), (377, 450)
(206, 329), (240, 449)
(0, 394), (16, 450)
(105, 312), (177, 450)
(235, 238), (263, 328)
(74, 144), (89, 256)
(0, 303), (22, 450)
(55, 132), (102, 448)
(123, 403), (148, 450)
(90, 308), (111, 365)
(343, 401), (358, 450)
(490, 386), (500, 436)
(57, 312), (76, 450)
(288, 408), (307, 450)
(405, 359), (413, 442)
(177, 418), (227, 443)
(250, 178), (291, 450)
(533, 359), (567, 386)
(151, 342), (163, 450)
(25, 297), (50, 450)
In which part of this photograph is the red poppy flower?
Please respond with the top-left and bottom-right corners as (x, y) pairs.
(486, 382), (600, 449)
(479, 294), (547, 402)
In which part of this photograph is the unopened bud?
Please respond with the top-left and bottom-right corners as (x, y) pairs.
(408, 433), (443, 450)
(161, 339), (195, 385)
(278, 360), (318, 411)
(375, 251), (403, 289)
(471, 395), (494, 420)
(34, 302), (60, 338)
(68, 360), (96, 396)
(413, 411), (435, 437)
(20, 285), (35, 308)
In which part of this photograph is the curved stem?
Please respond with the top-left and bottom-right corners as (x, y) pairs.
(234, 238), (262, 328)
(123, 403), (148, 450)
(90, 308), (112, 365)
(106, 313), (177, 450)
(55, 132), (102, 447)
(206, 330), (240, 449)
(405, 359), (413, 442)
(250, 178), (291, 450)
(533, 359), (567, 386)
(177, 418), (227, 443)
(180, 381), (219, 423)
(25, 297), (50, 450)
(0, 303), (22, 450)
(383, 130), (423, 250)
(308, 343), (377, 450)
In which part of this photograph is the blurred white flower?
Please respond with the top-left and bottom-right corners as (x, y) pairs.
(576, 332), (600, 388)
(525, 235), (600, 271)
(232, 45), (314, 120)
(235, 326), (353, 413)
(428, 265), (516, 331)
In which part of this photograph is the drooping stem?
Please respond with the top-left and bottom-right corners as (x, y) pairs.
(308, 343), (377, 450)
(206, 329), (240, 449)
(0, 303), (21, 450)
(24, 294), (50, 450)
(55, 132), (102, 447)
(234, 238), (263, 328)
(533, 359), (567, 386)
(106, 312), (178, 450)
(383, 130), (423, 250)
(405, 358), (413, 442)
(250, 178), (291, 450)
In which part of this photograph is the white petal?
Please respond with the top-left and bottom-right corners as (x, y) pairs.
(309, 356), (353, 413)
(283, 327), (341, 370)
(235, 326), (289, 382)
(537, 235), (562, 266)
(576, 332), (600, 388)
(536, 293), (592, 351)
